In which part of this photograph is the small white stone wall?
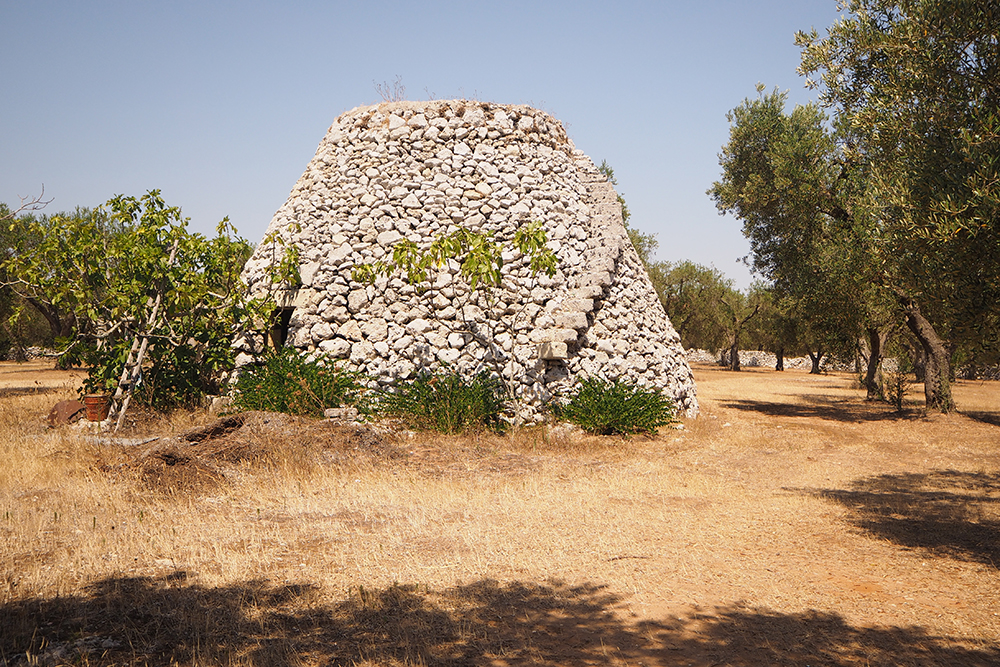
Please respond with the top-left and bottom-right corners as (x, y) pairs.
(239, 100), (698, 417)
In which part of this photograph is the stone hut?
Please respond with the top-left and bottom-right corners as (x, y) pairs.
(238, 100), (697, 417)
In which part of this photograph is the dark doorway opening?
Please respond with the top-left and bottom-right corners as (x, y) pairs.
(269, 308), (294, 349)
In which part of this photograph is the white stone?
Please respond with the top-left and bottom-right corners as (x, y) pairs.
(406, 318), (432, 335)
(350, 340), (375, 363)
(361, 320), (388, 341)
(347, 289), (368, 313)
(337, 320), (363, 342)
(311, 321), (334, 341)
(538, 341), (568, 360)
(376, 230), (402, 246)
(554, 312), (587, 330)
(300, 261), (321, 285)
(319, 338), (351, 357)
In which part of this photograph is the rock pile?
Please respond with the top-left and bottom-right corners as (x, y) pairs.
(239, 100), (697, 417)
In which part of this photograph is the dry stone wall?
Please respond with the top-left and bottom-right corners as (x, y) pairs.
(239, 100), (698, 417)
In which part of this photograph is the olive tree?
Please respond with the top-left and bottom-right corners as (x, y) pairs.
(709, 87), (896, 398)
(796, 0), (1000, 411)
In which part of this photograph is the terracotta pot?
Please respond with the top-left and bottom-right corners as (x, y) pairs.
(83, 394), (111, 421)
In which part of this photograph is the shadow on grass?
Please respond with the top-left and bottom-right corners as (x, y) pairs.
(719, 396), (914, 423)
(802, 470), (1000, 568)
(0, 386), (66, 399)
(963, 410), (1000, 428)
(3, 574), (997, 666)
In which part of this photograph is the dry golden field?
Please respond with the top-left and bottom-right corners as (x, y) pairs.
(1, 360), (999, 666)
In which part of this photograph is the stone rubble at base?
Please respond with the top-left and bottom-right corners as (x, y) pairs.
(238, 100), (698, 420)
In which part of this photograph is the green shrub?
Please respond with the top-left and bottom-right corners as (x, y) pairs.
(556, 377), (677, 435)
(232, 347), (361, 417)
(376, 370), (507, 434)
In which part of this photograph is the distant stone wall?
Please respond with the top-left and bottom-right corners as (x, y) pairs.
(239, 100), (697, 418)
(687, 349), (816, 370)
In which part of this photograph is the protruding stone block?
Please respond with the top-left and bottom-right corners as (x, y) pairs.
(563, 298), (595, 313)
(538, 341), (568, 360)
(576, 272), (612, 288)
(573, 285), (603, 299)
(529, 328), (578, 344)
(555, 312), (589, 330)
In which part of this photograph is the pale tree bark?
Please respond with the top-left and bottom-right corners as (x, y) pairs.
(900, 297), (954, 412)
(0, 186), (52, 222)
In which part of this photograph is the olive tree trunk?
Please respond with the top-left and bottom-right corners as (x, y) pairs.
(900, 297), (954, 412)
(862, 326), (887, 401)
(807, 349), (824, 374)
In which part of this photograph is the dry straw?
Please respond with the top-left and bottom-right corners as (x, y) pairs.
(1, 361), (999, 665)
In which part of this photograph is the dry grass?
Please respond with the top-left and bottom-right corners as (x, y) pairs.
(1, 361), (999, 665)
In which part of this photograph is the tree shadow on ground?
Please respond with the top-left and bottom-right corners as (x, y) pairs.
(0, 386), (65, 399)
(962, 410), (1000, 428)
(800, 470), (1000, 568)
(3, 573), (997, 666)
(719, 396), (915, 423)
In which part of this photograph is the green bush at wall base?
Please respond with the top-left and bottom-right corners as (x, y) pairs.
(376, 371), (507, 434)
(232, 347), (361, 418)
(556, 377), (677, 435)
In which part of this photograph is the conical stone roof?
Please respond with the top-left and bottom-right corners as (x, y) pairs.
(239, 100), (697, 417)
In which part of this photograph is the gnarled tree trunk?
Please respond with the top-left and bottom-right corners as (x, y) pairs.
(912, 345), (926, 382)
(900, 297), (954, 412)
(25, 296), (76, 340)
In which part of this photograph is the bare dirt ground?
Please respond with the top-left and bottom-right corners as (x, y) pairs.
(1, 361), (998, 666)
(0, 360), (86, 394)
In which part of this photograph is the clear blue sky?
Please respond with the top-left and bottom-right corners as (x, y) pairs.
(1, 0), (843, 289)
